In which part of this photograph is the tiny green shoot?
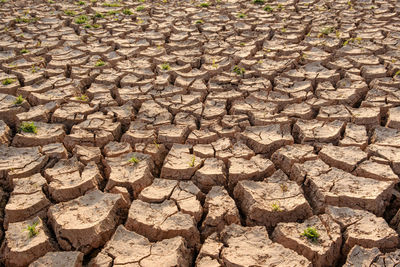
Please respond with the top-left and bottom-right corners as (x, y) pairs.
(95, 59), (105, 67)
(75, 94), (89, 101)
(2, 78), (16, 85)
(25, 221), (39, 238)
(123, 8), (133, 15)
(20, 122), (38, 134)
(301, 227), (320, 243)
(253, 0), (264, 4)
(272, 202), (281, 212)
(161, 62), (170, 70)
(129, 156), (140, 164)
(14, 95), (24, 105)
(75, 15), (88, 24)
(233, 65), (245, 75)
(264, 5), (273, 12)
(64, 10), (76, 16)
(189, 155), (196, 167)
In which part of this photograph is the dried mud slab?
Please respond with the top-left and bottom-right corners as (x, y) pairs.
(4, 173), (50, 227)
(139, 179), (204, 223)
(272, 214), (342, 267)
(271, 144), (317, 175)
(125, 199), (200, 248)
(343, 245), (381, 267)
(293, 120), (345, 145)
(353, 160), (399, 182)
(196, 224), (311, 267)
(305, 166), (394, 215)
(344, 245), (400, 267)
(234, 170), (312, 228)
(103, 141), (132, 158)
(29, 251), (84, 267)
(12, 122), (66, 147)
(0, 93), (30, 127)
(0, 120), (11, 145)
(201, 186), (240, 239)
(318, 145), (368, 172)
(89, 225), (191, 267)
(240, 124), (294, 156)
(228, 154), (275, 189)
(326, 206), (399, 255)
(1, 217), (55, 267)
(47, 190), (125, 254)
(103, 152), (154, 198)
(64, 113), (121, 150)
(0, 146), (48, 181)
(193, 158), (227, 193)
(161, 144), (203, 180)
(73, 145), (102, 165)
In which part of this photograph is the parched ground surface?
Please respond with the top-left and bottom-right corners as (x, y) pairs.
(0, 0), (400, 266)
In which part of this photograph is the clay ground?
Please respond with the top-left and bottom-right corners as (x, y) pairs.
(0, 0), (400, 266)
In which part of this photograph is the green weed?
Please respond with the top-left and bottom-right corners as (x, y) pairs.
(20, 122), (37, 134)
(301, 227), (320, 243)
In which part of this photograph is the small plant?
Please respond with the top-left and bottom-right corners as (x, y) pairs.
(277, 3), (283, 9)
(92, 24), (100, 28)
(64, 10), (76, 16)
(122, 8), (133, 15)
(75, 15), (88, 24)
(136, 5), (144, 11)
(161, 62), (170, 70)
(153, 139), (159, 149)
(195, 19), (204, 24)
(301, 227), (320, 243)
(20, 48), (29, 54)
(280, 183), (288, 192)
(2, 78), (16, 85)
(75, 94), (89, 101)
(264, 5), (273, 12)
(76, 1), (85, 5)
(394, 70), (400, 79)
(48, 0), (55, 3)
(107, 10), (119, 16)
(318, 27), (334, 37)
(253, 0), (264, 4)
(237, 12), (246, 18)
(281, 27), (287, 33)
(13, 95), (24, 105)
(0, 0), (7, 3)
(233, 65), (245, 75)
(25, 221), (39, 238)
(102, 2), (121, 7)
(212, 59), (218, 69)
(189, 155), (196, 167)
(95, 59), (105, 67)
(31, 66), (38, 73)
(20, 122), (38, 134)
(271, 202), (281, 212)
(129, 156), (140, 164)
(199, 2), (209, 7)
(94, 12), (104, 18)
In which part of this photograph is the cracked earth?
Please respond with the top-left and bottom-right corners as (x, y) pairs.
(0, 0), (400, 266)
